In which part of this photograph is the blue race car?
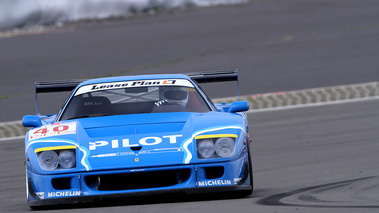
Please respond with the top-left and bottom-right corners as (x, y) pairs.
(22, 70), (253, 208)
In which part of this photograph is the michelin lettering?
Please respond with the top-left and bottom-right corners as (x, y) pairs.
(198, 179), (232, 187)
(47, 191), (81, 198)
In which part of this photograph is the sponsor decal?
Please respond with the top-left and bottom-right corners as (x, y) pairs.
(234, 178), (242, 184)
(36, 192), (44, 199)
(90, 147), (183, 158)
(28, 122), (77, 140)
(131, 169), (145, 172)
(89, 135), (183, 150)
(198, 179), (232, 187)
(47, 191), (81, 198)
(75, 79), (194, 96)
(154, 99), (168, 107)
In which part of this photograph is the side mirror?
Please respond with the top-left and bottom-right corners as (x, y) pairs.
(22, 115), (43, 128)
(229, 101), (249, 113)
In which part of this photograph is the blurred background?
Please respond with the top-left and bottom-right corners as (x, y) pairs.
(1, 0), (379, 120)
(1, 1), (379, 212)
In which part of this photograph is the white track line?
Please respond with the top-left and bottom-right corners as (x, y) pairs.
(0, 135), (24, 142)
(246, 96), (379, 113)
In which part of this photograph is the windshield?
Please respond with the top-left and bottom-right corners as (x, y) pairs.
(60, 79), (211, 120)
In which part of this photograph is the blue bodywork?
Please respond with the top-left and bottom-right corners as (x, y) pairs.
(22, 73), (253, 207)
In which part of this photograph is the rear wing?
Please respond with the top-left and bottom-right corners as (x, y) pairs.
(34, 69), (240, 114)
(35, 80), (83, 93)
(187, 70), (238, 83)
(187, 69), (240, 101)
(35, 70), (239, 93)
(34, 80), (83, 115)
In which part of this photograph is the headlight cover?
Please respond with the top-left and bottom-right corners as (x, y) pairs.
(38, 151), (59, 171)
(196, 135), (237, 159)
(59, 150), (76, 169)
(35, 146), (76, 171)
(215, 137), (235, 157)
(197, 139), (216, 158)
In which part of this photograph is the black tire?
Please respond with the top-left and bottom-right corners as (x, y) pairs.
(247, 140), (254, 191)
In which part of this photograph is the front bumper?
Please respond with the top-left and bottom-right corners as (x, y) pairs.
(29, 185), (252, 207)
(27, 155), (252, 207)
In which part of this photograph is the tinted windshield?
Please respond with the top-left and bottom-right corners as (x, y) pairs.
(60, 79), (211, 120)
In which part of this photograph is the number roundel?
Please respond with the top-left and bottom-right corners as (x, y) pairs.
(53, 125), (69, 132)
(28, 122), (77, 140)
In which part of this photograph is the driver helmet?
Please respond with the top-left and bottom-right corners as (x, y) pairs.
(161, 86), (189, 108)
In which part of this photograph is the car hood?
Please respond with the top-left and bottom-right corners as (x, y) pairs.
(39, 112), (246, 172)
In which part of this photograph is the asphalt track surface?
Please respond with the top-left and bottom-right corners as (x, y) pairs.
(1, 99), (379, 212)
(1, 0), (379, 121)
(1, 0), (379, 212)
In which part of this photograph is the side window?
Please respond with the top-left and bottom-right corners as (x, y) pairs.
(191, 81), (216, 111)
